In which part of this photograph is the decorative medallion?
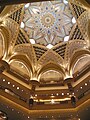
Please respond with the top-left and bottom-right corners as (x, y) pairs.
(23, 1), (73, 46)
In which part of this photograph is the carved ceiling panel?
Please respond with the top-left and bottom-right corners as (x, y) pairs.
(14, 44), (37, 65)
(23, 1), (74, 46)
(0, 0), (90, 85)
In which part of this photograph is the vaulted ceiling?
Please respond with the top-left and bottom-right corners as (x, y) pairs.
(0, 0), (90, 120)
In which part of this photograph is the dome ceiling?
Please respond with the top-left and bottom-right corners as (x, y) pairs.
(22, 0), (74, 47)
(0, 1), (90, 120)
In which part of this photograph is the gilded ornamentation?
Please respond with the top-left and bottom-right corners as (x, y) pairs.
(38, 50), (64, 66)
(14, 44), (37, 65)
(65, 40), (87, 62)
(23, 1), (73, 46)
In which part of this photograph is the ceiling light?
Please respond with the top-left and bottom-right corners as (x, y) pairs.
(17, 87), (19, 90)
(80, 87), (82, 89)
(28, 116), (30, 119)
(63, 0), (68, 4)
(29, 39), (35, 44)
(64, 36), (69, 42)
(24, 3), (30, 8)
(12, 85), (15, 87)
(20, 22), (25, 28)
(22, 90), (24, 92)
(67, 93), (69, 95)
(8, 82), (10, 84)
(2, 116), (7, 119)
(3, 79), (5, 81)
(56, 93), (59, 96)
(51, 99), (55, 104)
(72, 17), (76, 24)
(5, 89), (9, 93)
(12, 109), (14, 111)
(72, 92), (74, 95)
(35, 94), (37, 97)
(85, 83), (87, 86)
(62, 93), (64, 95)
(46, 44), (53, 49)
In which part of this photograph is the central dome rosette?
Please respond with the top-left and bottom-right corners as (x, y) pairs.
(41, 13), (55, 28)
(23, 1), (73, 46)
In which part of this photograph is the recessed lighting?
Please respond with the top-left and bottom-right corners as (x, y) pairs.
(12, 85), (15, 87)
(80, 87), (82, 89)
(56, 93), (59, 96)
(63, 0), (68, 4)
(67, 93), (69, 95)
(24, 3), (30, 8)
(62, 93), (64, 95)
(85, 83), (87, 86)
(20, 22), (25, 28)
(72, 17), (76, 24)
(17, 87), (19, 90)
(8, 82), (10, 84)
(46, 44), (53, 49)
(28, 116), (30, 119)
(2, 116), (7, 119)
(29, 39), (35, 44)
(12, 109), (14, 111)
(72, 92), (74, 95)
(3, 79), (5, 81)
(64, 36), (69, 42)
(35, 94), (37, 97)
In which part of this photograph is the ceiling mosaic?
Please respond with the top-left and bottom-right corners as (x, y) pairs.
(22, 0), (74, 46)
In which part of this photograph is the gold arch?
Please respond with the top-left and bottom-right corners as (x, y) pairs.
(9, 53), (33, 74)
(38, 61), (65, 80)
(0, 25), (11, 59)
(69, 49), (90, 73)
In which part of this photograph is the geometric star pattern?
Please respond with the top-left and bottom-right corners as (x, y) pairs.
(23, 0), (73, 46)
